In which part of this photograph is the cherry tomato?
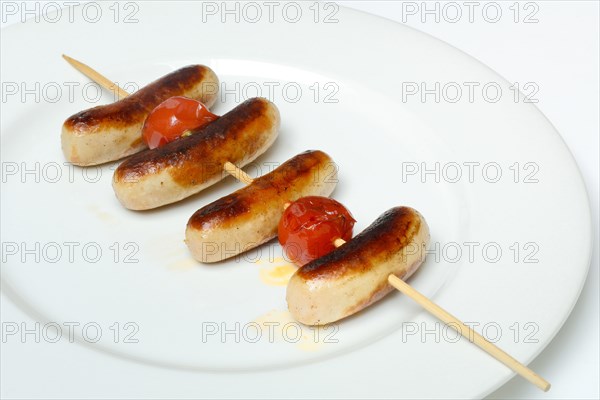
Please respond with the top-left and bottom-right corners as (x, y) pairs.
(142, 96), (219, 149)
(278, 196), (356, 266)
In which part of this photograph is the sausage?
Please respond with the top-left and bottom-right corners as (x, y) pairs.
(186, 150), (338, 263)
(287, 207), (430, 325)
(61, 65), (219, 166)
(112, 97), (280, 210)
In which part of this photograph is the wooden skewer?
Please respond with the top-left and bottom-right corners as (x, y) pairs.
(223, 161), (254, 185)
(63, 55), (549, 392)
(62, 54), (129, 99)
(387, 274), (550, 391)
(333, 237), (550, 392)
(62, 55), (255, 184)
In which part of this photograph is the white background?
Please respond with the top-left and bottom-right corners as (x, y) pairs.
(1, 1), (598, 399)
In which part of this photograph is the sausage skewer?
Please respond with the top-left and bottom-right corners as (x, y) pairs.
(63, 57), (550, 391)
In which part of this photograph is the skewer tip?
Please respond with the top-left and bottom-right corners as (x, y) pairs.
(62, 54), (77, 65)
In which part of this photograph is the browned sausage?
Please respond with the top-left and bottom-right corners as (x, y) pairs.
(287, 207), (430, 325)
(113, 97), (280, 210)
(186, 150), (338, 262)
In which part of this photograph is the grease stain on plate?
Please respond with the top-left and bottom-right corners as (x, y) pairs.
(87, 204), (116, 223)
(167, 258), (197, 271)
(259, 264), (297, 286)
(255, 256), (297, 286)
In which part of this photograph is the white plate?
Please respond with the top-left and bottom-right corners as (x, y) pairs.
(0, 2), (593, 398)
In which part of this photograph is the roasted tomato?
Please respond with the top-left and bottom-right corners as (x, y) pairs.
(278, 196), (355, 266)
(142, 96), (218, 149)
